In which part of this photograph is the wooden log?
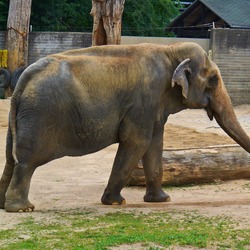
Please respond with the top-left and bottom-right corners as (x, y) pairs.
(129, 145), (250, 186)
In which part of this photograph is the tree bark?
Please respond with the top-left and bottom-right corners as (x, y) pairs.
(6, 0), (32, 72)
(129, 145), (250, 186)
(91, 0), (125, 46)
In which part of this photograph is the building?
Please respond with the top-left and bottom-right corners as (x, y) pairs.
(168, 0), (250, 38)
(177, 1), (195, 13)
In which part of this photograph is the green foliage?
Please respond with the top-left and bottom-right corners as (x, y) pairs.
(122, 0), (180, 36)
(0, 210), (249, 249)
(0, 0), (8, 30)
(30, 0), (92, 32)
(1, 0), (180, 36)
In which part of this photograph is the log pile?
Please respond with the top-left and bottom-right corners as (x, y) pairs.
(129, 145), (250, 186)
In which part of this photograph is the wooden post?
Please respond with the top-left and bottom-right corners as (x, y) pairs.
(6, 0), (32, 73)
(91, 0), (125, 46)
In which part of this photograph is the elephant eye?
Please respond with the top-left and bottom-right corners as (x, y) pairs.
(208, 74), (218, 88)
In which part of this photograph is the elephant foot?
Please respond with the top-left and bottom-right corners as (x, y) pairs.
(0, 202), (4, 209)
(101, 191), (126, 205)
(144, 189), (171, 203)
(0, 194), (5, 209)
(0, 183), (7, 209)
(5, 199), (35, 212)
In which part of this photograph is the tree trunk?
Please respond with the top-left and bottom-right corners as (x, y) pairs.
(129, 145), (250, 186)
(6, 0), (32, 77)
(91, 0), (125, 46)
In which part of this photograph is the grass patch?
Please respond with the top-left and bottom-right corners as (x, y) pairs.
(242, 182), (250, 190)
(0, 210), (249, 249)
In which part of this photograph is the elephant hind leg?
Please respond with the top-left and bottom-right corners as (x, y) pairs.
(0, 160), (15, 209)
(1, 128), (36, 212)
(4, 161), (35, 212)
(0, 128), (15, 209)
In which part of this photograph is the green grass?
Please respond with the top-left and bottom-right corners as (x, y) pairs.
(0, 210), (249, 250)
(242, 182), (250, 190)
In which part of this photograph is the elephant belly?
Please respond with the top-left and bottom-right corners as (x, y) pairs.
(63, 115), (120, 156)
(74, 124), (119, 155)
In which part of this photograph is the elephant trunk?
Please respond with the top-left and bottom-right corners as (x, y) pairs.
(210, 83), (250, 153)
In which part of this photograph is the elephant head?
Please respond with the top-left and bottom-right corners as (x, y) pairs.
(171, 43), (250, 153)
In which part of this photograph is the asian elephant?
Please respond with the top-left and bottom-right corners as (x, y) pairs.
(0, 42), (249, 212)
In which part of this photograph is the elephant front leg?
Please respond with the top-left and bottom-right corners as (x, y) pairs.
(142, 128), (170, 203)
(101, 140), (149, 205)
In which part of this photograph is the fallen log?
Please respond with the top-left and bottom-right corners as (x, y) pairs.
(129, 145), (250, 186)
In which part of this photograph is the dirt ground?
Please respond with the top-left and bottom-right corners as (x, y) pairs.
(0, 99), (249, 230)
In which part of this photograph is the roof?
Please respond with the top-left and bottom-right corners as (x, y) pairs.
(170, 0), (250, 29)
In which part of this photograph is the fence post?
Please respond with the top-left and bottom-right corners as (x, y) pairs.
(6, 0), (32, 96)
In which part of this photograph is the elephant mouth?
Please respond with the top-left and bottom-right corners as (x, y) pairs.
(183, 96), (210, 110)
(204, 95), (215, 121)
(205, 106), (214, 121)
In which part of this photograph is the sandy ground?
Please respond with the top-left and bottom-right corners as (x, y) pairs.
(0, 99), (249, 230)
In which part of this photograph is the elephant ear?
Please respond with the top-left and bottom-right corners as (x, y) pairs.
(171, 58), (191, 99)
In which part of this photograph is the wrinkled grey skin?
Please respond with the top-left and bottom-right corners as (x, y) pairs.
(0, 42), (249, 212)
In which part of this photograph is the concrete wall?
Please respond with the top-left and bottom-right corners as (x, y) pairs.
(0, 30), (249, 105)
(0, 31), (92, 64)
(0, 31), (209, 62)
(28, 32), (92, 64)
(121, 36), (210, 51)
(211, 29), (250, 105)
(0, 32), (6, 49)
(29, 33), (210, 63)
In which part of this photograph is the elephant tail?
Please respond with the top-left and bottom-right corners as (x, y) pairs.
(9, 65), (31, 164)
(9, 67), (29, 165)
(9, 67), (33, 164)
(8, 58), (52, 164)
(9, 94), (18, 164)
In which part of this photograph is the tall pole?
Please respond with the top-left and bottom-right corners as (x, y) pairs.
(91, 0), (125, 46)
(6, 0), (32, 73)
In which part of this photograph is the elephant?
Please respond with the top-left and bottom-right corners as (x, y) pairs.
(0, 42), (249, 212)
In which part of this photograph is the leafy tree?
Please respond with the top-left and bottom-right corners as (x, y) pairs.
(122, 0), (180, 36)
(1, 0), (180, 36)
(30, 0), (180, 36)
(0, 0), (9, 30)
(30, 0), (92, 32)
